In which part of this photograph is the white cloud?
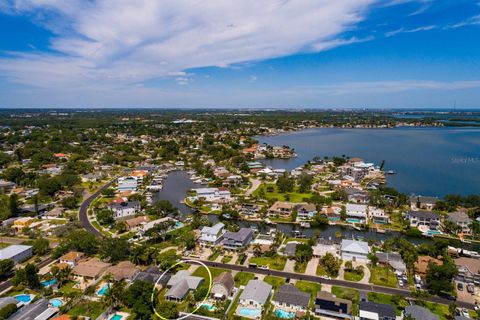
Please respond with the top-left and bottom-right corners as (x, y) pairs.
(0, 0), (376, 89)
(249, 75), (258, 82)
(385, 25), (436, 37)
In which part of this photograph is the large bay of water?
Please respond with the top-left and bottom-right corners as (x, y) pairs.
(257, 127), (480, 197)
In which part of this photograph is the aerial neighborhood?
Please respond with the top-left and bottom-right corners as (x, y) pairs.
(0, 110), (479, 320)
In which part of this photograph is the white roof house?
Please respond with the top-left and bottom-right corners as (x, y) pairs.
(193, 188), (231, 201)
(239, 280), (272, 309)
(346, 204), (368, 218)
(200, 223), (225, 246)
(341, 240), (370, 262)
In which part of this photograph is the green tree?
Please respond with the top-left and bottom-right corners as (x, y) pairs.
(122, 280), (156, 320)
(0, 259), (14, 278)
(32, 238), (50, 255)
(9, 194), (19, 217)
(294, 243), (313, 263)
(100, 238), (130, 263)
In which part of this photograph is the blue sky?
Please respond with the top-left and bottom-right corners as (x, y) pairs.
(0, 0), (479, 108)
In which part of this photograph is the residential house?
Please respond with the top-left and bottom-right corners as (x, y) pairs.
(108, 201), (141, 219)
(105, 261), (139, 281)
(404, 305), (439, 320)
(199, 223), (226, 247)
(12, 217), (35, 233)
(166, 270), (204, 302)
(406, 211), (442, 231)
(272, 284), (310, 313)
(268, 201), (295, 217)
(132, 267), (170, 288)
(73, 258), (111, 280)
(59, 251), (85, 268)
(124, 215), (150, 230)
(313, 242), (339, 258)
(0, 245), (33, 264)
(314, 291), (352, 319)
(238, 280), (272, 309)
(415, 256), (442, 277)
(117, 177), (138, 192)
(345, 204), (368, 223)
(297, 203), (317, 220)
(345, 188), (370, 204)
(359, 301), (396, 320)
(284, 242), (298, 257)
(238, 203), (259, 216)
(322, 206), (342, 222)
(9, 298), (57, 320)
(410, 196), (439, 211)
(447, 212), (472, 236)
(341, 240), (370, 262)
(369, 207), (389, 224)
(211, 272), (235, 299)
(222, 228), (253, 250)
(0, 179), (16, 192)
(193, 188), (231, 202)
(455, 257), (480, 285)
(375, 252), (406, 274)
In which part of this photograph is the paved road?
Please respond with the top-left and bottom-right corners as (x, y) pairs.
(0, 256), (54, 294)
(199, 259), (475, 309)
(78, 178), (117, 238)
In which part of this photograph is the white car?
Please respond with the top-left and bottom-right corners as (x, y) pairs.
(398, 280), (404, 287)
(258, 265), (269, 270)
(320, 275), (332, 280)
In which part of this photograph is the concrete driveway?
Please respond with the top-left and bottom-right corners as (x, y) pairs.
(284, 259), (296, 272)
(305, 257), (319, 275)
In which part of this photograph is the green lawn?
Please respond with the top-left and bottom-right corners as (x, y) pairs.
(295, 281), (321, 308)
(332, 286), (359, 316)
(249, 255), (287, 270)
(234, 272), (255, 286)
(264, 276), (286, 290)
(68, 301), (105, 319)
(58, 281), (82, 296)
(294, 261), (307, 273)
(192, 266), (229, 281)
(221, 255), (233, 264)
(421, 302), (450, 320)
(208, 250), (221, 261)
(369, 266), (398, 287)
(344, 269), (364, 282)
(253, 183), (313, 202)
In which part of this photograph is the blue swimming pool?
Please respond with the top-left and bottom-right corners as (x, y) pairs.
(49, 299), (63, 308)
(346, 218), (362, 223)
(275, 309), (295, 319)
(200, 303), (216, 311)
(15, 294), (32, 303)
(426, 230), (442, 236)
(41, 279), (57, 287)
(175, 221), (184, 228)
(110, 315), (122, 320)
(238, 308), (261, 317)
(98, 284), (109, 296)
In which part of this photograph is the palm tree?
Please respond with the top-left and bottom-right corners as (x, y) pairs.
(103, 279), (126, 310)
(253, 243), (262, 257)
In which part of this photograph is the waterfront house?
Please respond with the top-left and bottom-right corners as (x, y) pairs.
(345, 204), (368, 223)
(239, 280), (272, 309)
(369, 207), (389, 224)
(222, 228), (253, 251)
(314, 291), (352, 319)
(296, 203), (317, 220)
(455, 257), (480, 286)
(359, 301), (396, 320)
(272, 284), (310, 313)
(415, 256), (442, 277)
(0, 245), (33, 264)
(345, 188), (370, 204)
(238, 203), (260, 216)
(117, 176), (138, 192)
(375, 252), (406, 273)
(284, 242), (297, 257)
(59, 251), (85, 268)
(406, 211), (442, 231)
(199, 222), (225, 247)
(124, 215), (150, 230)
(268, 201), (295, 217)
(410, 196), (439, 211)
(447, 211), (472, 236)
(211, 272), (235, 299)
(108, 200), (141, 219)
(313, 242), (339, 258)
(341, 239), (370, 262)
(166, 270), (204, 302)
(404, 305), (439, 320)
(193, 187), (231, 202)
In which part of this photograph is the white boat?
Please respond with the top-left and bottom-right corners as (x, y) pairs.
(300, 222), (310, 228)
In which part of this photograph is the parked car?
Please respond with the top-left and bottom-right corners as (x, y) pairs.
(398, 280), (404, 287)
(467, 284), (475, 294)
(458, 282), (464, 291)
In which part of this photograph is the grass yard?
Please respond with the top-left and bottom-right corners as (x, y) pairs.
(208, 250), (221, 261)
(295, 281), (321, 308)
(234, 272), (255, 286)
(344, 269), (364, 282)
(294, 261), (307, 273)
(253, 183), (313, 202)
(369, 266), (398, 287)
(367, 292), (407, 316)
(192, 266), (229, 281)
(264, 276), (286, 290)
(68, 301), (105, 319)
(249, 255), (287, 270)
(332, 286), (359, 316)
(221, 255), (233, 264)
(420, 302), (450, 320)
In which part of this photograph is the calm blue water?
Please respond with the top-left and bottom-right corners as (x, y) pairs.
(258, 127), (480, 196)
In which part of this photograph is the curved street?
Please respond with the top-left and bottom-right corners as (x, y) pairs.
(78, 178), (117, 238)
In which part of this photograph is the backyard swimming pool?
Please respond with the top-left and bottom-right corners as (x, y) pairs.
(109, 315), (123, 320)
(346, 218), (362, 223)
(238, 308), (261, 317)
(97, 284), (109, 296)
(41, 279), (57, 287)
(49, 299), (63, 308)
(275, 309), (295, 319)
(15, 294), (32, 303)
(200, 303), (216, 311)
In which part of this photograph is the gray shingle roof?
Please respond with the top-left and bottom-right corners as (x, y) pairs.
(223, 228), (253, 242)
(273, 284), (310, 309)
(405, 305), (439, 320)
(240, 280), (272, 305)
(359, 301), (395, 318)
(408, 211), (440, 220)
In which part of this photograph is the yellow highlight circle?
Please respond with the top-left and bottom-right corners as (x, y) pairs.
(150, 259), (212, 320)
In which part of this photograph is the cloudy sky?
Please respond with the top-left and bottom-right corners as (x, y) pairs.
(0, 0), (479, 108)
